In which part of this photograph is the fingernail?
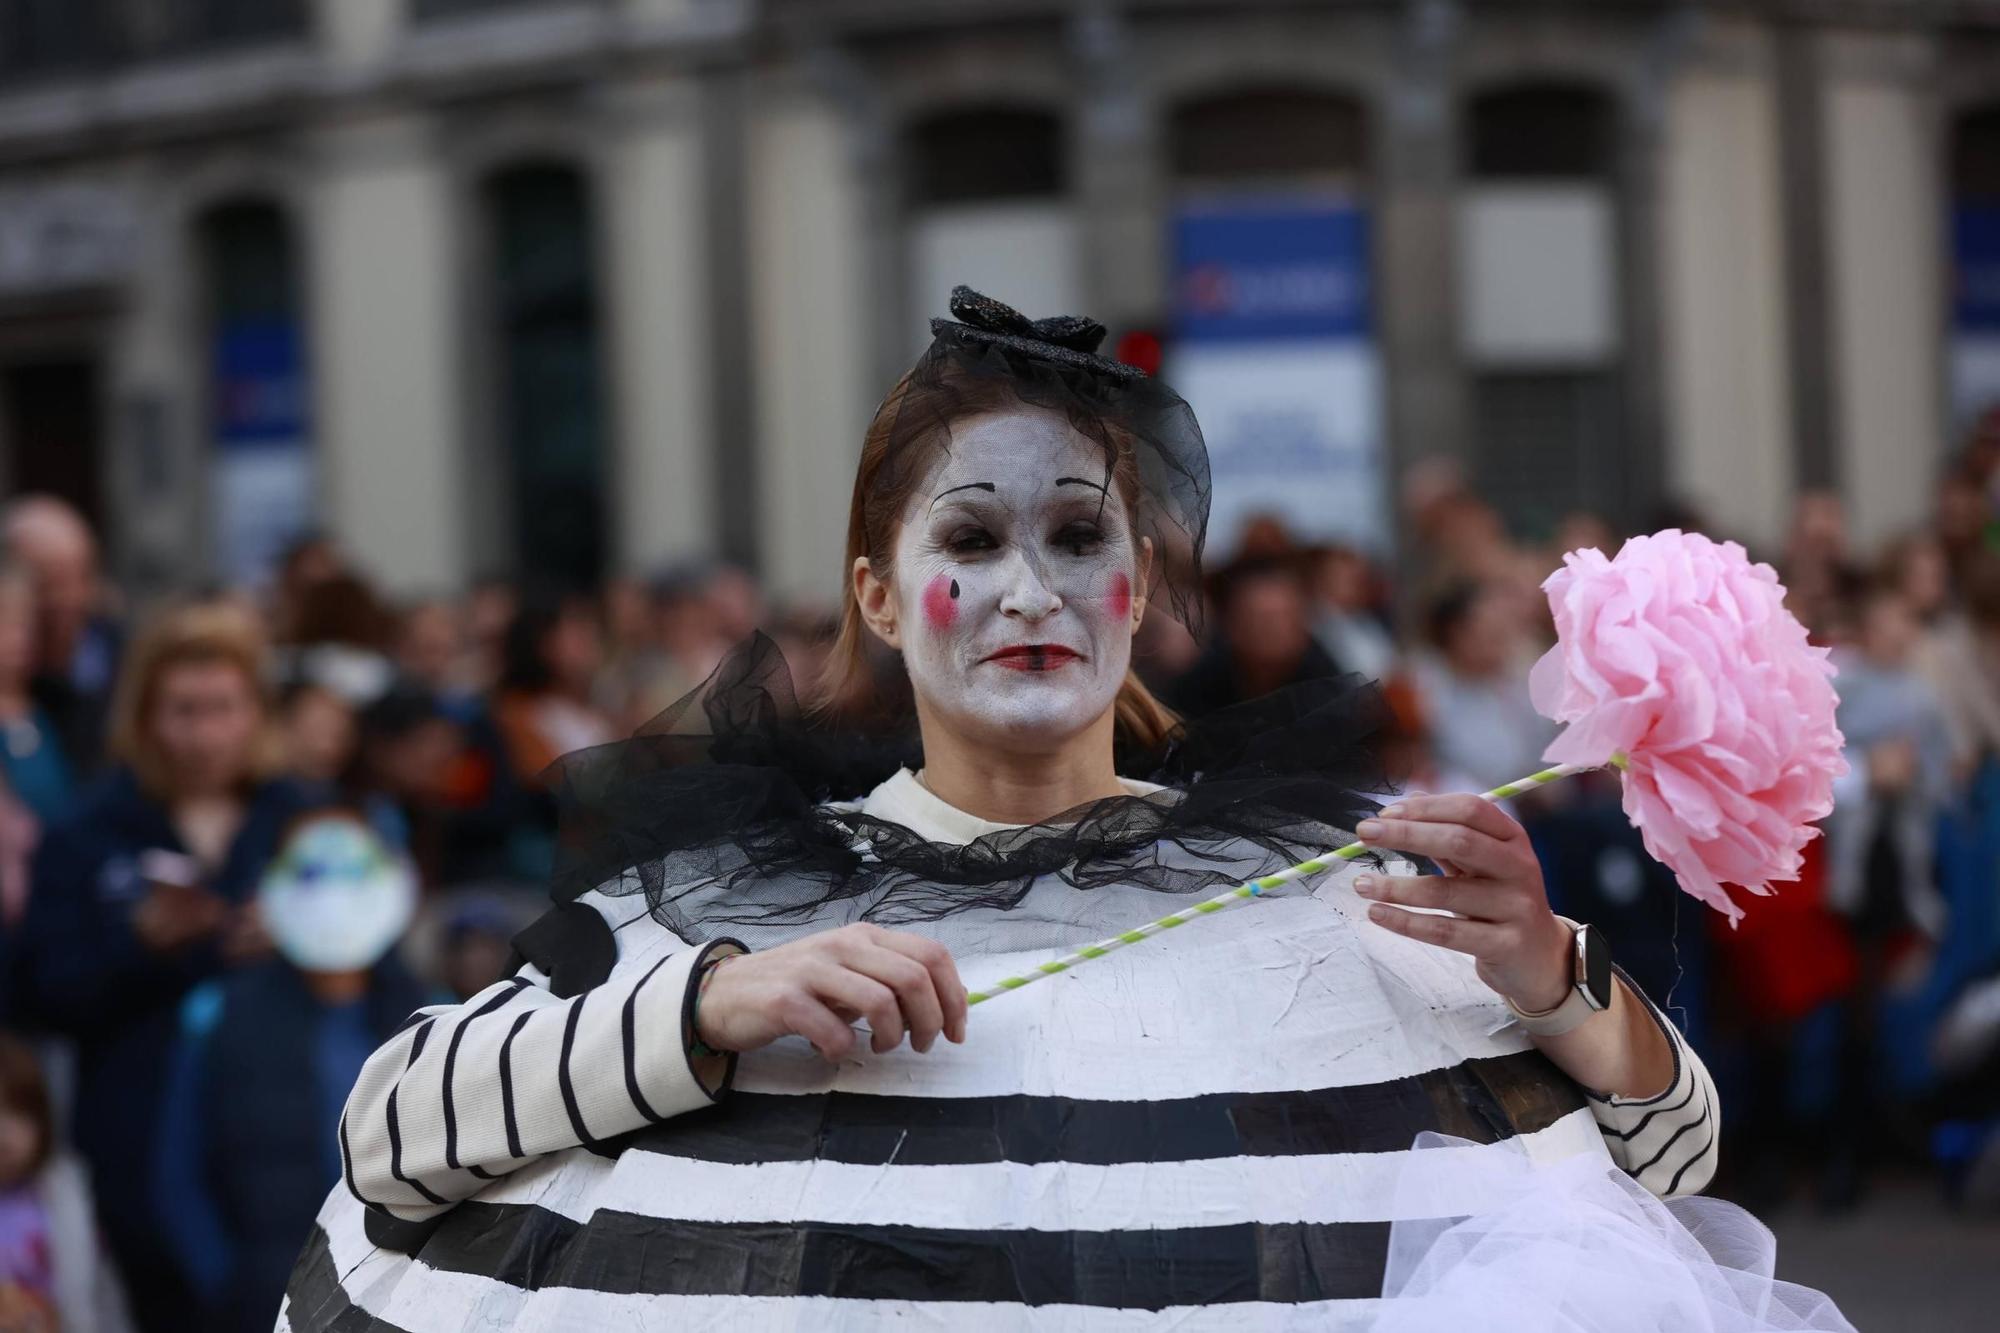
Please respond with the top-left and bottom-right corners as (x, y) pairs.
(1357, 820), (1383, 840)
(1381, 804), (1406, 818)
(1353, 875), (1378, 898)
(1368, 904), (1393, 924)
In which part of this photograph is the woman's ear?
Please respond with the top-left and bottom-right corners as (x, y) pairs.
(854, 556), (900, 650)
(1131, 536), (1155, 633)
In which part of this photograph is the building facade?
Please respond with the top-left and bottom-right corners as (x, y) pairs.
(0, 0), (1996, 609)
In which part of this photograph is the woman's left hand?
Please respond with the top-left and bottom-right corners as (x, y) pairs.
(1351, 793), (1575, 1015)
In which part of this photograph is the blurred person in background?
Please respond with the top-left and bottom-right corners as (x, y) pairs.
(1936, 464), (1995, 583)
(154, 813), (426, 1333)
(1827, 585), (1954, 942)
(1782, 490), (1864, 642)
(0, 568), (73, 919)
(1817, 582), (1954, 1207)
(493, 589), (618, 784)
(385, 602), (532, 887)
(278, 682), (359, 793)
(267, 535), (344, 649)
(0, 1032), (133, 1333)
(350, 686), (501, 889)
(278, 573), (396, 709)
(390, 599), (479, 719)
(594, 575), (657, 725)
(1165, 545), (1342, 717)
(463, 575), (519, 693)
(1919, 550), (2000, 778)
(10, 602), (310, 1331)
(1408, 579), (1556, 793)
(769, 607), (842, 709)
(3, 497), (121, 779)
(706, 562), (766, 647)
(1877, 530), (1955, 627)
(623, 562), (741, 725)
(1129, 600), (1201, 692)
(1308, 543), (1396, 683)
(1918, 549), (2000, 1054)
(1552, 510), (1618, 560)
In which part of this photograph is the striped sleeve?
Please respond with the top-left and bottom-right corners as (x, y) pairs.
(339, 927), (745, 1223)
(1587, 965), (1720, 1199)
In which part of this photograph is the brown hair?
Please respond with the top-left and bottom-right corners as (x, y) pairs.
(0, 1031), (52, 1180)
(817, 369), (1181, 752)
(109, 600), (284, 799)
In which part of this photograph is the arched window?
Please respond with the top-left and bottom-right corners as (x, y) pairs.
(198, 199), (312, 585)
(1460, 82), (1624, 536)
(904, 107), (1076, 351)
(1164, 89), (1385, 558)
(484, 163), (609, 587)
(1949, 103), (2000, 434)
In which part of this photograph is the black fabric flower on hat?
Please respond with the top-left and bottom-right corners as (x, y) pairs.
(930, 286), (1143, 381)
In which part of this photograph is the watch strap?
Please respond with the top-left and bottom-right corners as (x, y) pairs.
(1505, 982), (1598, 1037)
(1504, 918), (1601, 1037)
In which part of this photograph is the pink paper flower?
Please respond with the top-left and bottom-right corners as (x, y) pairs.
(1529, 530), (1847, 921)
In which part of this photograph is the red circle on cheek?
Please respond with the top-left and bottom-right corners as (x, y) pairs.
(1106, 572), (1132, 622)
(921, 575), (959, 630)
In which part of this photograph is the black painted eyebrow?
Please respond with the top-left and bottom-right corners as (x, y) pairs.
(929, 482), (997, 514)
(1055, 476), (1108, 494)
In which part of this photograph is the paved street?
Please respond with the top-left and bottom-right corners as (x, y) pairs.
(1769, 1179), (2000, 1330)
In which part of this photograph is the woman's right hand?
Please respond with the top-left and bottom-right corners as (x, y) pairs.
(693, 923), (968, 1061)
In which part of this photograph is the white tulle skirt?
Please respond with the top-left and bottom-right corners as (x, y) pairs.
(1376, 1135), (1854, 1332)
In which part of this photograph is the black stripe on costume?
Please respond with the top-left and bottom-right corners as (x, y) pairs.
(622, 1049), (1585, 1168)
(498, 1012), (532, 1160)
(557, 993), (607, 1149)
(285, 1223), (420, 1333)
(1663, 1119), (1719, 1196)
(1632, 1087), (1712, 1180)
(622, 955), (674, 1123)
(412, 1201), (1393, 1308)
(443, 980), (532, 1171)
(386, 1021), (448, 1207)
(1596, 1070), (1700, 1142)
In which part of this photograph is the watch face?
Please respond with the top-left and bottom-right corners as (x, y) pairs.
(1579, 924), (1614, 1010)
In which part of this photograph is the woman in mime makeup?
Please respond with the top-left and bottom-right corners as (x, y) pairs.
(286, 290), (1744, 1330)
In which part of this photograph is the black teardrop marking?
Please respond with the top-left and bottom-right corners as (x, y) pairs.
(949, 579), (960, 600)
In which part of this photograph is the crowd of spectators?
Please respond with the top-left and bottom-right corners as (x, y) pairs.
(0, 417), (1992, 1328)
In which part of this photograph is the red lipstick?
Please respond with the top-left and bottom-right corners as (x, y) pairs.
(985, 644), (1081, 672)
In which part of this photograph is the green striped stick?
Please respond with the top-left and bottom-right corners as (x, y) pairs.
(964, 757), (1614, 1006)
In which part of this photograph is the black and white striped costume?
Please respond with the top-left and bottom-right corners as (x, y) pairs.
(284, 769), (1717, 1330)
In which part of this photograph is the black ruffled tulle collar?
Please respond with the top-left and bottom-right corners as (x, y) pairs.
(546, 634), (1391, 940)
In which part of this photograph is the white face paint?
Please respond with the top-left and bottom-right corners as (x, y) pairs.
(889, 409), (1141, 749)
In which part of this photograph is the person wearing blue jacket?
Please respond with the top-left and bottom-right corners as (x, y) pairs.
(155, 811), (429, 1333)
(9, 604), (309, 1332)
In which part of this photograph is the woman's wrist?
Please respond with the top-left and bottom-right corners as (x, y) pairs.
(689, 952), (737, 1057)
(1497, 916), (1577, 1015)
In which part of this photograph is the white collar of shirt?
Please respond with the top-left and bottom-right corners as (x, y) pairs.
(857, 768), (1165, 846)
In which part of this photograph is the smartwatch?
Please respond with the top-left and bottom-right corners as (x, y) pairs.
(1504, 918), (1614, 1037)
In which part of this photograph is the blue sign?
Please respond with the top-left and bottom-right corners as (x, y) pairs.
(1954, 206), (2000, 334)
(1172, 196), (1370, 342)
(214, 319), (308, 450)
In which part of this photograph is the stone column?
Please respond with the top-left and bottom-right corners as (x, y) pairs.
(307, 115), (469, 593)
(1657, 35), (1796, 551)
(599, 76), (718, 575)
(1821, 32), (1945, 550)
(745, 84), (873, 610)
(1375, 3), (1466, 492)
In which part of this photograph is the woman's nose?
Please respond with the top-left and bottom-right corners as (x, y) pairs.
(998, 553), (1062, 621)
